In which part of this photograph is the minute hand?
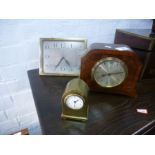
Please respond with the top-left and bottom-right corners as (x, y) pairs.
(109, 72), (124, 75)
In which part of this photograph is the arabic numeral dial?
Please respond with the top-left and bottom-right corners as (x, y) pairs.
(65, 95), (84, 110)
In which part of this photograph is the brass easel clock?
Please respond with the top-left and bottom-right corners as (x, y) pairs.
(61, 78), (89, 121)
(39, 38), (87, 76)
(80, 43), (142, 97)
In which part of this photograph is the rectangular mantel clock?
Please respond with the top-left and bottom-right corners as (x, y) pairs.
(39, 38), (87, 76)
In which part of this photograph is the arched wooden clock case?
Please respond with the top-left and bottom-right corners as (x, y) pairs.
(80, 43), (142, 97)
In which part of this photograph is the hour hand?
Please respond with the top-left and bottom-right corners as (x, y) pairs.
(74, 100), (78, 103)
(55, 56), (71, 70)
(101, 71), (124, 77)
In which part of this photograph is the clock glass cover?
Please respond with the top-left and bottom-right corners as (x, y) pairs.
(39, 38), (87, 76)
(65, 95), (84, 110)
(92, 57), (128, 88)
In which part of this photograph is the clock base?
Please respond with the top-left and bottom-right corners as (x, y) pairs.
(61, 114), (88, 121)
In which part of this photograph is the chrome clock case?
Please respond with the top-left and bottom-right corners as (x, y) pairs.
(39, 38), (87, 76)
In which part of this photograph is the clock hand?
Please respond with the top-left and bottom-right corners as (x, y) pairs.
(63, 57), (71, 67)
(101, 73), (118, 84)
(55, 57), (64, 69)
(73, 100), (78, 108)
(101, 72), (124, 76)
(101, 71), (122, 84)
(55, 56), (71, 69)
(74, 102), (76, 108)
(110, 72), (124, 75)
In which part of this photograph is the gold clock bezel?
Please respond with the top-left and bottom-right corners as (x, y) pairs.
(39, 38), (87, 76)
(91, 57), (128, 88)
(64, 93), (85, 110)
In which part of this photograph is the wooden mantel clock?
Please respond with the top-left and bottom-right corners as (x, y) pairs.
(80, 43), (142, 97)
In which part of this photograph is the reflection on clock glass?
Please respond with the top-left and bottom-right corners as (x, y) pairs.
(93, 58), (128, 88)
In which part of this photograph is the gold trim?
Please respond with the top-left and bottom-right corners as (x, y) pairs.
(91, 57), (128, 88)
(39, 38), (87, 76)
(61, 114), (88, 121)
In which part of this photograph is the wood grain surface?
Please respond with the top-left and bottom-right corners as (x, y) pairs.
(80, 44), (142, 97)
(114, 29), (155, 79)
(28, 69), (155, 135)
(114, 29), (155, 51)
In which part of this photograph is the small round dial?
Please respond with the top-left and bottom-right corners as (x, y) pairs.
(65, 95), (84, 110)
(92, 57), (128, 88)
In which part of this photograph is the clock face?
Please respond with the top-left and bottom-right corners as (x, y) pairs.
(92, 57), (128, 88)
(65, 95), (84, 110)
(39, 38), (87, 76)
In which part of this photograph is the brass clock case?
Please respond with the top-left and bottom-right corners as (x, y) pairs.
(61, 78), (89, 121)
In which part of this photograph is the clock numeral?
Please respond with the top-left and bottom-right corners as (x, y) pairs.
(45, 45), (49, 49)
(55, 57), (71, 71)
(60, 66), (66, 71)
(45, 55), (50, 59)
(53, 43), (57, 48)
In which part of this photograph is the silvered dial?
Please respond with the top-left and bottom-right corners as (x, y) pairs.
(92, 57), (128, 88)
(40, 38), (87, 76)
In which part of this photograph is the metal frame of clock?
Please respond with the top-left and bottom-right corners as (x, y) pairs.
(39, 38), (87, 76)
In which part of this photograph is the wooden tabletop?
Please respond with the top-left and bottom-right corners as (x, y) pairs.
(28, 69), (155, 135)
